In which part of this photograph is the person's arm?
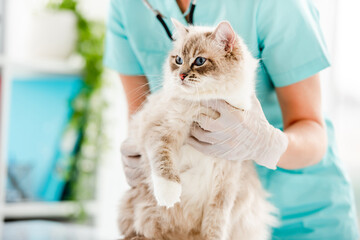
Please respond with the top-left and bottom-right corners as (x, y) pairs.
(187, 74), (327, 170)
(276, 74), (327, 169)
(119, 74), (149, 187)
(120, 74), (150, 117)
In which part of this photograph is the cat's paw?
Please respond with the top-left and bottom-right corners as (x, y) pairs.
(152, 174), (182, 208)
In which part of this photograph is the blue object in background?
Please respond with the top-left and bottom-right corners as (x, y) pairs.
(7, 75), (82, 202)
(3, 221), (97, 240)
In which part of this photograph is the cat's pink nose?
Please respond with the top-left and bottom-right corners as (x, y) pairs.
(179, 73), (188, 81)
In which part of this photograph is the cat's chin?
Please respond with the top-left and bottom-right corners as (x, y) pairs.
(176, 91), (252, 110)
(176, 85), (201, 97)
(174, 87), (214, 101)
(179, 93), (217, 102)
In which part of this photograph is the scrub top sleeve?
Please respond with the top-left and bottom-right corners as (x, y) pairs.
(103, 0), (144, 75)
(257, 0), (330, 87)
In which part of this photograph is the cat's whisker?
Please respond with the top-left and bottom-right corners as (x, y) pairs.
(127, 82), (152, 96)
(187, 78), (200, 83)
(130, 89), (152, 104)
(195, 84), (201, 119)
(126, 79), (165, 99)
(135, 82), (167, 111)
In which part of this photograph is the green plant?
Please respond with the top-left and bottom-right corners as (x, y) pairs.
(48, 0), (107, 221)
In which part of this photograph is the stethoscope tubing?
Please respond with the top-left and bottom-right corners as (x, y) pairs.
(188, 0), (196, 24)
(142, 0), (196, 41)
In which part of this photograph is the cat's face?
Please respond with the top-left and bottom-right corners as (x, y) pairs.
(164, 20), (255, 101)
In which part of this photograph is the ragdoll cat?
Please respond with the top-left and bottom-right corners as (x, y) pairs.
(119, 20), (276, 240)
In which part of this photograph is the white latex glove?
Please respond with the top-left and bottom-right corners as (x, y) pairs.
(120, 138), (144, 187)
(188, 96), (289, 169)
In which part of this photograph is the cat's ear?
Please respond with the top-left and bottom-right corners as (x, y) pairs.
(171, 18), (188, 39)
(211, 21), (236, 52)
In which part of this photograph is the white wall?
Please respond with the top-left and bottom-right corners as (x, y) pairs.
(325, 0), (360, 216)
(315, 0), (360, 173)
(312, 0), (360, 220)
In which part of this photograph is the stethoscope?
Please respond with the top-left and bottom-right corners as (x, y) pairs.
(142, 0), (197, 41)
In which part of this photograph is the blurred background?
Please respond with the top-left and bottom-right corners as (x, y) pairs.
(0, 0), (359, 239)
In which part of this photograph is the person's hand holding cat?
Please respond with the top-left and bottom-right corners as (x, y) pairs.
(188, 95), (289, 169)
(121, 138), (145, 187)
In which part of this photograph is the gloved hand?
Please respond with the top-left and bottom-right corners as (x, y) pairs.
(120, 138), (144, 187)
(188, 96), (289, 169)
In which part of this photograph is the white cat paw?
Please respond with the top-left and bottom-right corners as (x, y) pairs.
(152, 174), (182, 208)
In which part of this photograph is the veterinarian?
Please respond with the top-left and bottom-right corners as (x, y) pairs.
(104, 0), (359, 239)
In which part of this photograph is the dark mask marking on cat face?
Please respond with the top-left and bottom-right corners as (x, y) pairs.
(170, 62), (179, 72)
(194, 59), (218, 76)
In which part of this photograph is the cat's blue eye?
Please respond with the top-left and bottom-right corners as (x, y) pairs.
(194, 57), (206, 66)
(175, 55), (183, 65)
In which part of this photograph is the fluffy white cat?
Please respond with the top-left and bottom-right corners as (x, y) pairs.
(118, 20), (277, 240)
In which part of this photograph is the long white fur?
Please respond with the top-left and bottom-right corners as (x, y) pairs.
(119, 21), (277, 240)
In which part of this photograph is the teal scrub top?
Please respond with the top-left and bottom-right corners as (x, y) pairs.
(104, 0), (359, 239)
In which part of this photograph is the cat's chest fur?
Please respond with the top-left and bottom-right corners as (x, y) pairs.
(160, 98), (234, 215)
(162, 98), (217, 195)
(177, 144), (216, 210)
(137, 94), (242, 216)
